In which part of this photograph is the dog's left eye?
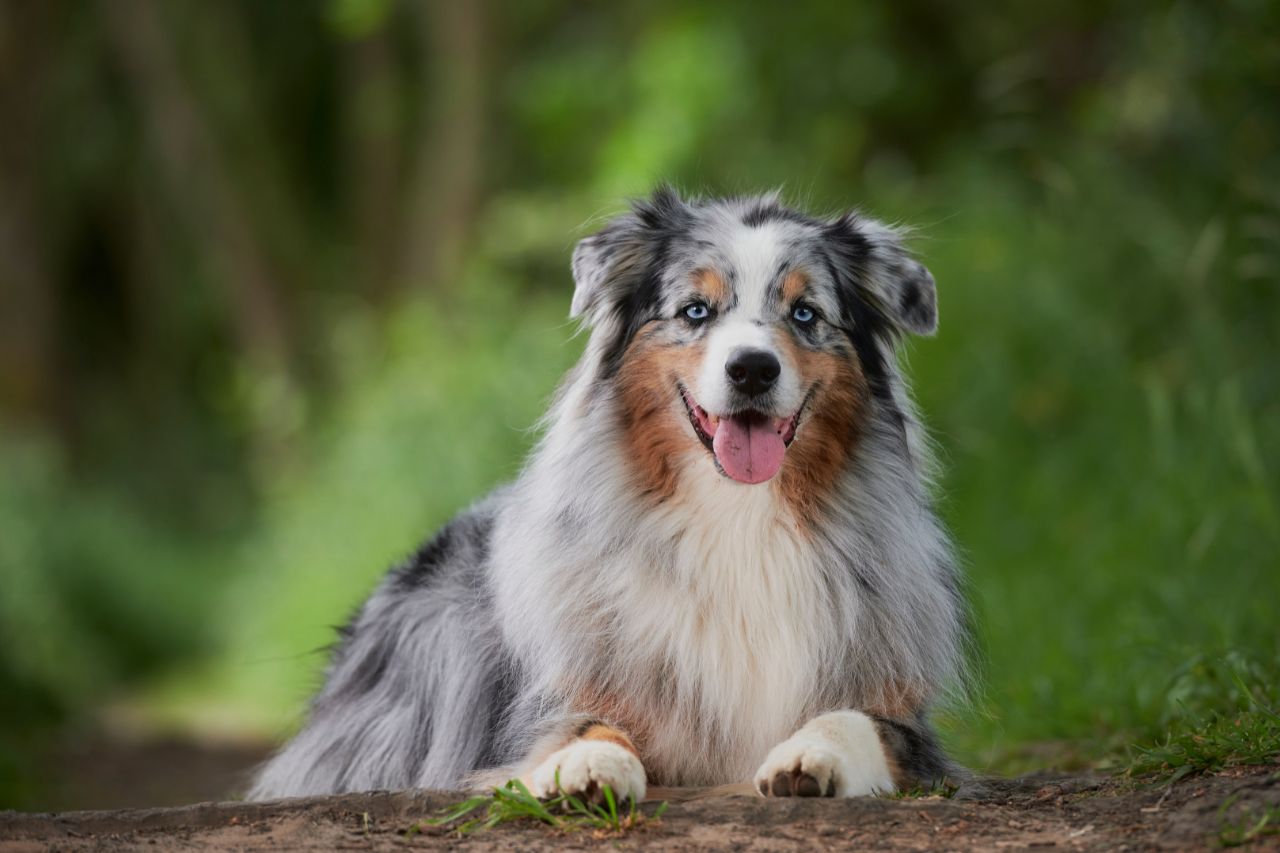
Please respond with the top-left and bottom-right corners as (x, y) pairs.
(791, 304), (817, 326)
(683, 302), (711, 322)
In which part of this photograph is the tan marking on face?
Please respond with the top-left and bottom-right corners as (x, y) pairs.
(693, 268), (730, 304)
(781, 270), (809, 305)
(774, 334), (869, 527)
(617, 326), (704, 501)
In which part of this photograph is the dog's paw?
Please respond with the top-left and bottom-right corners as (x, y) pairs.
(754, 710), (895, 798)
(528, 739), (647, 804)
(755, 740), (841, 797)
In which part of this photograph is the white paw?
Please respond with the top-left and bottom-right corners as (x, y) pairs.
(755, 710), (895, 798)
(528, 740), (647, 803)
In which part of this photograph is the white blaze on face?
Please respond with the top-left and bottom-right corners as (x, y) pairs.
(695, 319), (775, 415)
(692, 222), (804, 417)
(685, 221), (808, 485)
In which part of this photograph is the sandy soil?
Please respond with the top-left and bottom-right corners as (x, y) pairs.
(2, 765), (1277, 851)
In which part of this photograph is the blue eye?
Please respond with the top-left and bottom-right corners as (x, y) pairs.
(684, 302), (710, 322)
(792, 304), (816, 325)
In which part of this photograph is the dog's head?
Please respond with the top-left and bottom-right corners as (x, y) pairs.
(571, 187), (936, 502)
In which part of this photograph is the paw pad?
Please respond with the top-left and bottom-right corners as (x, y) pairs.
(759, 768), (835, 798)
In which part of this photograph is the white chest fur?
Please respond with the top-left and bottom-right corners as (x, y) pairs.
(493, 442), (851, 785)
(620, 463), (841, 782)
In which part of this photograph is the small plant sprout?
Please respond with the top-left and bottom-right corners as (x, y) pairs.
(406, 774), (668, 837)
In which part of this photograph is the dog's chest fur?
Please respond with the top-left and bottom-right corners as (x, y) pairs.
(619, 464), (841, 783)
(496, 444), (849, 785)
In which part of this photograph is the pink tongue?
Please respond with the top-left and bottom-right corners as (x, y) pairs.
(712, 414), (786, 484)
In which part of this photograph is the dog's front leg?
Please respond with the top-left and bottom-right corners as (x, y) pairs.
(754, 710), (902, 798)
(521, 718), (647, 804)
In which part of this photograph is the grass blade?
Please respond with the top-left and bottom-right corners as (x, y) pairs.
(603, 784), (619, 827)
(411, 778), (669, 837)
(422, 794), (491, 827)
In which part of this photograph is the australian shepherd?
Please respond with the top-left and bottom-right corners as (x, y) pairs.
(250, 187), (971, 802)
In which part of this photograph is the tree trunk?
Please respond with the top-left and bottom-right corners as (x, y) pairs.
(344, 27), (402, 303)
(98, 0), (293, 377)
(396, 0), (488, 293)
(0, 4), (59, 429)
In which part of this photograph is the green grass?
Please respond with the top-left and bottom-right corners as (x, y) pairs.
(1123, 651), (1280, 782)
(408, 776), (667, 837)
(1217, 793), (1280, 848)
(913, 161), (1280, 772)
(888, 781), (960, 800)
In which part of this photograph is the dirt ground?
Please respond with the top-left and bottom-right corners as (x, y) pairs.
(31, 737), (272, 813)
(2, 764), (1277, 851)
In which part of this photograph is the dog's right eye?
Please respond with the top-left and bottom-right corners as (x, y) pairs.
(683, 302), (711, 323)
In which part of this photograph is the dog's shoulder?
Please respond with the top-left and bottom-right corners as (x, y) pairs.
(383, 488), (510, 595)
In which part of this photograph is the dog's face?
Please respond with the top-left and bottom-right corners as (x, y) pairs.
(571, 188), (937, 505)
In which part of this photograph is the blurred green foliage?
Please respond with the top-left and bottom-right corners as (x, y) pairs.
(0, 0), (1276, 807)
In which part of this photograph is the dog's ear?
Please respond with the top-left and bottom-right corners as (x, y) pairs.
(825, 213), (937, 336)
(570, 185), (692, 320)
(570, 219), (636, 319)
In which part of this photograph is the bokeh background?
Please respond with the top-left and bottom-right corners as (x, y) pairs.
(1, 0), (1276, 810)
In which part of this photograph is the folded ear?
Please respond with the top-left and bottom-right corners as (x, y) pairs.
(826, 213), (938, 336)
(569, 185), (692, 320)
(570, 220), (636, 319)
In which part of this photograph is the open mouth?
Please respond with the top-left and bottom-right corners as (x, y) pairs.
(678, 384), (808, 485)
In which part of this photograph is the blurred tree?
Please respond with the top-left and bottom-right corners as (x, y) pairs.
(397, 0), (488, 293)
(0, 5), (58, 430)
(102, 0), (292, 373)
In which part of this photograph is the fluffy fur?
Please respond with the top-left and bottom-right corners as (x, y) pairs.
(249, 188), (971, 801)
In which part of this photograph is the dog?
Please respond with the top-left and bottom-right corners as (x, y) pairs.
(249, 187), (971, 802)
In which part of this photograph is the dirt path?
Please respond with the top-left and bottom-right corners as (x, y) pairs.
(2, 765), (1277, 851)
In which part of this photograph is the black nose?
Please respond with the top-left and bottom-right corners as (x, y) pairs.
(725, 348), (781, 397)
